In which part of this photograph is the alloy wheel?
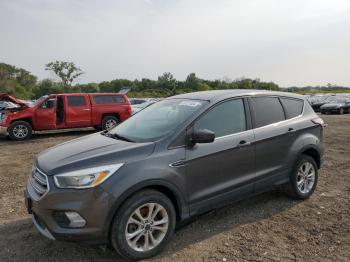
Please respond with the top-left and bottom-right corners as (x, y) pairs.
(13, 125), (29, 139)
(296, 162), (315, 194)
(125, 203), (169, 252)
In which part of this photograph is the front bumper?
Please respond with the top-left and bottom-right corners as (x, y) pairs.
(25, 177), (115, 244)
(0, 125), (8, 136)
(32, 213), (55, 240)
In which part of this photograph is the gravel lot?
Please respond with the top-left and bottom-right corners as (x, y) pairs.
(0, 115), (349, 261)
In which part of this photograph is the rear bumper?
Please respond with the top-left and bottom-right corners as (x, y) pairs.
(0, 125), (8, 136)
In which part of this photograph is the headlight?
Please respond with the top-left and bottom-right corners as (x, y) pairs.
(53, 163), (124, 189)
(0, 113), (6, 123)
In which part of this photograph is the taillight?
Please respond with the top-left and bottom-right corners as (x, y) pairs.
(127, 105), (132, 116)
(311, 117), (326, 127)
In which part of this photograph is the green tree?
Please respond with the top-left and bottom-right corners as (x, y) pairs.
(33, 79), (62, 98)
(157, 72), (176, 94)
(0, 63), (37, 98)
(197, 82), (211, 91)
(45, 61), (84, 88)
(185, 73), (199, 90)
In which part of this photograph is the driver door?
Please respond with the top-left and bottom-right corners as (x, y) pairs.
(185, 98), (256, 215)
(35, 96), (56, 130)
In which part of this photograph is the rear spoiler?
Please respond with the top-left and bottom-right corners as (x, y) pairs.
(118, 87), (130, 95)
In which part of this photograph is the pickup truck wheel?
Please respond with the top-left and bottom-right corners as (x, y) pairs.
(110, 189), (176, 260)
(102, 116), (119, 130)
(8, 121), (32, 141)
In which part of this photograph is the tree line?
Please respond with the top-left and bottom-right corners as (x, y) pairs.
(0, 61), (285, 100)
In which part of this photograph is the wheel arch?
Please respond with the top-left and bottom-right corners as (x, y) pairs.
(104, 179), (189, 240)
(298, 145), (322, 169)
(10, 117), (33, 126)
(101, 112), (120, 122)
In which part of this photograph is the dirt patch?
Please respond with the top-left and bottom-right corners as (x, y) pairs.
(0, 116), (349, 261)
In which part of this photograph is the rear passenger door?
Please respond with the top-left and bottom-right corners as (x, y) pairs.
(249, 96), (303, 191)
(65, 95), (91, 127)
(186, 98), (256, 215)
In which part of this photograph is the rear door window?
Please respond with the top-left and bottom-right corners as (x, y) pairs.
(93, 95), (125, 104)
(250, 97), (285, 128)
(194, 99), (246, 138)
(67, 96), (86, 107)
(280, 97), (304, 119)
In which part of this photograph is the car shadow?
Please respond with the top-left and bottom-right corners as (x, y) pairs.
(0, 191), (299, 261)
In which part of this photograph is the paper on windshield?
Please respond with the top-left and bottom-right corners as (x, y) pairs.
(179, 101), (202, 107)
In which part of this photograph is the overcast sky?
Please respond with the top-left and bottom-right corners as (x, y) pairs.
(1, 0), (350, 87)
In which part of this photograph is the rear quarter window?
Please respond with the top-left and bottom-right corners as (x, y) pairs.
(280, 97), (304, 119)
(250, 96), (285, 128)
(93, 95), (125, 104)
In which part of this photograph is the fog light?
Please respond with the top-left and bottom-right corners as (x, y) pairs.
(65, 211), (86, 228)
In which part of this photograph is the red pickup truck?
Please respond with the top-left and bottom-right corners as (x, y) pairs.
(0, 93), (132, 140)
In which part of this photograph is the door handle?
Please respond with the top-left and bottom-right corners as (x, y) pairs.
(238, 140), (251, 148)
(83, 108), (91, 111)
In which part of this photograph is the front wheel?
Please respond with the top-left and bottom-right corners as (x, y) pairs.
(284, 155), (318, 199)
(110, 190), (176, 260)
(8, 121), (32, 141)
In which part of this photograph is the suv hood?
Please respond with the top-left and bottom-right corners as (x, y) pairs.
(0, 94), (28, 107)
(36, 132), (156, 175)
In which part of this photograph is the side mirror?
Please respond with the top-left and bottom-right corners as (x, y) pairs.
(191, 129), (215, 144)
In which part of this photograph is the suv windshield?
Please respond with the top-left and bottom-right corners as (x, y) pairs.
(108, 99), (208, 142)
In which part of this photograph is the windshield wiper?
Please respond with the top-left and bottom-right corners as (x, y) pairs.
(102, 131), (134, 142)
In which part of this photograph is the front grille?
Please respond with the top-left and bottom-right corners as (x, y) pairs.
(28, 167), (49, 201)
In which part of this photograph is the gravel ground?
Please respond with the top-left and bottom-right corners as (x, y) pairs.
(0, 115), (349, 261)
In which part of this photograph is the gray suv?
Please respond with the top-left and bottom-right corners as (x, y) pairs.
(25, 90), (325, 260)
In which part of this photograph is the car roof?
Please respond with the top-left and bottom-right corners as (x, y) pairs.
(169, 89), (304, 101)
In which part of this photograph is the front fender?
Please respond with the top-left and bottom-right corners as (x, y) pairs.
(100, 148), (188, 239)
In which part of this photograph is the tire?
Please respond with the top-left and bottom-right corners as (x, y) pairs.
(284, 155), (318, 199)
(339, 108), (344, 115)
(101, 116), (119, 130)
(110, 189), (176, 260)
(8, 121), (32, 141)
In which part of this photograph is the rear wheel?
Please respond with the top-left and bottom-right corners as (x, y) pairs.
(101, 116), (119, 130)
(284, 155), (318, 199)
(110, 190), (176, 260)
(8, 121), (32, 141)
